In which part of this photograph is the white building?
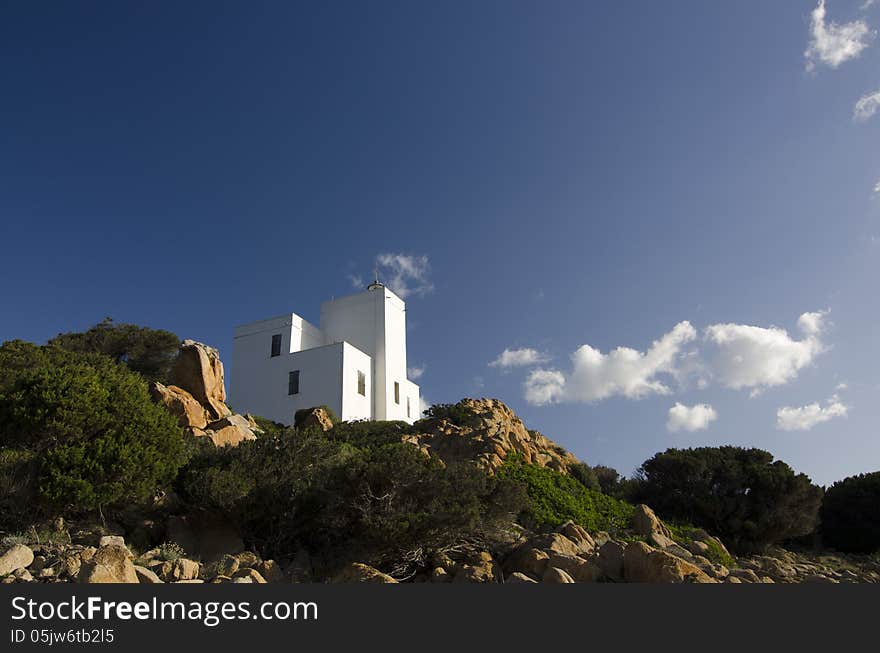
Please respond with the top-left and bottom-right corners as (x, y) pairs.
(230, 281), (420, 425)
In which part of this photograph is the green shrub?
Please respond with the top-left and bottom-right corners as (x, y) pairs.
(630, 446), (823, 554)
(248, 415), (285, 438)
(820, 472), (880, 553)
(420, 401), (482, 429)
(156, 541), (186, 561)
(48, 317), (180, 384)
(177, 427), (525, 576)
(327, 419), (415, 447)
(497, 454), (635, 533)
(0, 341), (188, 515)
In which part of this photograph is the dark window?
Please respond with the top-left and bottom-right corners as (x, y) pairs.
(288, 370), (300, 395)
(407, 396), (411, 418)
(357, 370), (366, 396)
(271, 334), (282, 357)
(394, 381), (400, 404)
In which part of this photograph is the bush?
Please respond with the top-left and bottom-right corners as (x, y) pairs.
(630, 446), (823, 554)
(497, 454), (635, 533)
(0, 340), (188, 516)
(820, 472), (880, 553)
(177, 425), (526, 576)
(48, 317), (181, 383)
(420, 401), (481, 429)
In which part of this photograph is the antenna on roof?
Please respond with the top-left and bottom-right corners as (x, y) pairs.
(367, 265), (384, 291)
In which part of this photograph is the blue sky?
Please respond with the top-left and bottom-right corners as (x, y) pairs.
(1, 1), (878, 486)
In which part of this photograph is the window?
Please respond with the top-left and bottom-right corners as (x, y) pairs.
(288, 370), (300, 395)
(357, 370), (366, 396)
(270, 334), (282, 357)
(407, 396), (411, 418)
(394, 381), (400, 404)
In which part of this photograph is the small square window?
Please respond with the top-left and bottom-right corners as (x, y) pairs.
(288, 370), (300, 395)
(407, 396), (411, 418)
(357, 370), (366, 396)
(394, 381), (400, 404)
(271, 334), (282, 357)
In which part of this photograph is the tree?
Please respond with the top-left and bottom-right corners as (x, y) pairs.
(0, 340), (188, 516)
(48, 317), (180, 383)
(630, 446), (823, 553)
(820, 472), (880, 553)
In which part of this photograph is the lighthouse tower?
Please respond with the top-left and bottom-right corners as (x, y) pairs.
(230, 281), (420, 425)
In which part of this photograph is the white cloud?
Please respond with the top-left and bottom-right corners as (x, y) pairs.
(874, 179), (880, 194)
(776, 394), (849, 431)
(667, 402), (718, 433)
(863, 0), (878, 10)
(419, 396), (431, 418)
(347, 273), (364, 289)
(375, 253), (433, 299)
(523, 322), (697, 405)
(704, 311), (827, 395)
(805, 0), (874, 71)
(407, 364), (425, 380)
(489, 348), (551, 368)
(854, 90), (880, 121)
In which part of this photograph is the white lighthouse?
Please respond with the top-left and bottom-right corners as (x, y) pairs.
(230, 281), (420, 425)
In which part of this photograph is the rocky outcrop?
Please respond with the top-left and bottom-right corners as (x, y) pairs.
(150, 383), (208, 429)
(0, 544), (34, 577)
(169, 340), (230, 420)
(331, 563), (398, 583)
(623, 542), (716, 583)
(295, 407), (335, 432)
(404, 398), (580, 474)
(78, 545), (138, 583)
(203, 414), (258, 447)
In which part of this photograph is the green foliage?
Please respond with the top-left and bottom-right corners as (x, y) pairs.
(420, 401), (481, 429)
(156, 541), (186, 561)
(666, 523), (736, 568)
(327, 419), (416, 447)
(177, 426), (525, 575)
(0, 340), (188, 516)
(630, 446), (823, 554)
(48, 317), (181, 384)
(497, 454), (635, 533)
(247, 415), (285, 438)
(820, 471), (880, 553)
(568, 462), (600, 491)
(293, 405), (339, 428)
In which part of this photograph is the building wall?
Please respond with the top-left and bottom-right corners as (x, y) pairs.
(340, 342), (372, 422)
(232, 286), (419, 425)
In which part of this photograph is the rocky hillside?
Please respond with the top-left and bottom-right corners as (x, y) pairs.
(1, 336), (877, 585)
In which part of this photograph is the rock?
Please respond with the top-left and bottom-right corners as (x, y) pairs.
(134, 566), (163, 584)
(648, 531), (678, 549)
(597, 541), (625, 581)
(430, 567), (451, 583)
(295, 407), (335, 432)
(160, 558), (200, 581)
(506, 572), (538, 583)
(213, 554), (240, 578)
(804, 574), (839, 584)
(503, 547), (549, 578)
(0, 545), (34, 577)
(175, 579), (204, 584)
(528, 532), (582, 558)
(557, 521), (595, 554)
(232, 576), (254, 584)
(453, 552), (499, 583)
(331, 563), (397, 583)
(233, 569), (267, 584)
(542, 567), (575, 583)
(631, 504), (673, 539)
(623, 542), (715, 583)
(728, 568), (761, 583)
(98, 535), (127, 550)
(235, 551), (260, 568)
(150, 382), (208, 429)
(402, 398), (580, 474)
(685, 540), (710, 557)
(170, 340), (230, 420)
(204, 422), (258, 447)
(166, 513), (244, 563)
(725, 576), (743, 583)
(547, 553), (601, 583)
(13, 568), (33, 582)
(78, 546), (139, 583)
(254, 560), (284, 583)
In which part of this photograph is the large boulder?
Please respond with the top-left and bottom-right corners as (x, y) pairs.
(151, 382), (208, 429)
(404, 398), (580, 474)
(597, 540), (625, 581)
(623, 542), (715, 584)
(331, 563), (397, 583)
(204, 414), (258, 447)
(557, 521), (595, 555)
(0, 545), (34, 577)
(631, 504), (673, 539)
(78, 545), (139, 583)
(169, 340), (230, 420)
(295, 407), (334, 432)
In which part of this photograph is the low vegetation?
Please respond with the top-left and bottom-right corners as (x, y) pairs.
(820, 472), (880, 553)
